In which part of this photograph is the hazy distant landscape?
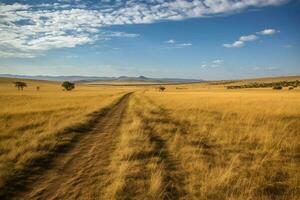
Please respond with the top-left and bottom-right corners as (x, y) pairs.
(0, 0), (299, 200)
(0, 74), (201, 83)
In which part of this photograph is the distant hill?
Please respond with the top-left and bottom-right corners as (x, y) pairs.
(0, 74), (202, 84)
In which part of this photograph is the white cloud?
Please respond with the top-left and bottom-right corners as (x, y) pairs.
(257, 29), (279, 35)
(239, 34), (257, 42)
(0, 1), (288, 58)
(223, 35), (256, 48)
(164, 40), (192, 48)
(223, 28), (278, 48)
(177, 43), (192, 47)
(0, 50), (36, 58)
(212, 59), (224, 64)
(223, 41), (244, 48)
(103, 32), (139, 38)
(201, 59), (224, 68)
(166, 39), (176, 44)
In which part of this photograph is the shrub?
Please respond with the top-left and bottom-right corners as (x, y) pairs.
(159, 86), (165, 92)
(289, 87), (294, 90)
(62, 81), (75, 91)
(273, 86), (282, 90)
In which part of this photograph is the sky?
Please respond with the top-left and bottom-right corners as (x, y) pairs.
(0, 0), (299, 80)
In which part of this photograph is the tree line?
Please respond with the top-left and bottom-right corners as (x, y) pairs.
(226, 80), (299, 90)
(14, 81), (76, 91)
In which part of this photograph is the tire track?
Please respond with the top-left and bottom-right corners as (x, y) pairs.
(137, 96), (187, 200)
(12, 93), (132, 200)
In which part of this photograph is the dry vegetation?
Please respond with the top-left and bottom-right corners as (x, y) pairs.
(100, 88), (299, 199)
(0, 77), (299, 200)
(141, 89), (300, 199)
(0, 78), (128, 196)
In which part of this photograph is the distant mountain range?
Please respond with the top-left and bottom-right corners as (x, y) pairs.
(0, 74), (203, 83)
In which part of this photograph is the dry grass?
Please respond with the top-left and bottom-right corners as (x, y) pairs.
(140, 88), (300, 199)
(0, 77), (299, 200)
(0, 78), (128, 194)
(103, 95), (167, 199)
(101, 85), (299, 199)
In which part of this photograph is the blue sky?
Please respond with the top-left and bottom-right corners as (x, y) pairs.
(0, 0), (299, 80)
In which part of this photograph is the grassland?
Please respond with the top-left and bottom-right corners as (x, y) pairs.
(0, 78), (130, 197)
(97, 87), (299, 200)
(142, 89), (299, 199)
(0, 77), (299, 199)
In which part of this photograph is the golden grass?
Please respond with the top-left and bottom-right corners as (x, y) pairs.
(1, 77), (299, 200)
(101, 85), (300, 199)
(140, 88), (300, 199)
(0, 78), (129, 193)
(103, 96), (167, 199)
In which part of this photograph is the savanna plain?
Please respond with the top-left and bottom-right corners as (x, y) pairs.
(0, 77), (299, 200)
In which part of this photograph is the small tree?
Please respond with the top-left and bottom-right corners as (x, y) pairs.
(14, 81), (27, 90)
(62, 81), (75, 91)
(159, 86), (165, 92)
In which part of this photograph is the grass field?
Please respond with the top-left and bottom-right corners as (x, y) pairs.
(0, 78), (130, 196)
(0, 77), (299, 199)
(140, 89), (300, 199)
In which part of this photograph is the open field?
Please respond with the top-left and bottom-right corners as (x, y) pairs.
(140, 89), (300, 199)
(0, 77), (299, 199)
(0, 78), (131, 197)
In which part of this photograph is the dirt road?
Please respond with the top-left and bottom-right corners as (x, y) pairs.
(13, 93), (131, 200)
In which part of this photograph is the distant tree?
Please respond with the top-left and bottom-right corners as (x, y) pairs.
(62, 81), (75, 91)
(159, 86), (165, 92)
(273, 85), (282, 90)
(14, 81), (27, 90)
(36, 86), (40, 91)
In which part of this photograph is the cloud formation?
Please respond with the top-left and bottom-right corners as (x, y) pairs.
(164, 39), (192, 48)
(223, 41), (245, 48)
(201, 59), (224, 68)
(223, 28), (279, 48)
(239, 34), (257, 42)
(165, 39), (176, 44)
(257, 29), (279, 35)
(0, 0), (289, 57)
(212, 59), (224, 64)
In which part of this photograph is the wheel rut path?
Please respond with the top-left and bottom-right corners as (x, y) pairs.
(13, 93), (131, 200)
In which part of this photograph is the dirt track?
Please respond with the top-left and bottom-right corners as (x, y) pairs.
(13, 93), (131, 200)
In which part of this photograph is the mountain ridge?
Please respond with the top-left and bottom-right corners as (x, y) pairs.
(0, 74), (203, 83)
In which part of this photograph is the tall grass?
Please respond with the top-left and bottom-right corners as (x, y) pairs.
(95, 88), (300, 199)
(0, 78), (127, 194)
(142, 89), (300, 199)
(103, 95), (167, 199)
(1, 77), (299, 200)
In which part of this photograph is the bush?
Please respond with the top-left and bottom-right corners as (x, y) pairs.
(62, 81), (75, 91)
(273, 86), (282, 90)
(159, 86), (165, 92)
(289, 87), (294, 90)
